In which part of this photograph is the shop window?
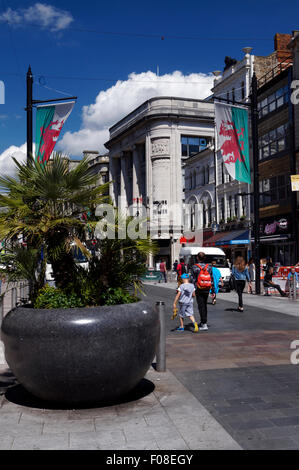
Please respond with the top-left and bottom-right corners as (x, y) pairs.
(257, 85), (289, 118)
(258, 123), (288, 161)
(260, 174), (291, 206)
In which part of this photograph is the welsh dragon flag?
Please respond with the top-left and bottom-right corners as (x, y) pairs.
(35, 101), (75, 165)
(215, 103), (251, 184)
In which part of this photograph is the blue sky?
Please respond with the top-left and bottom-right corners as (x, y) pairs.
(0, 0), (298, 167)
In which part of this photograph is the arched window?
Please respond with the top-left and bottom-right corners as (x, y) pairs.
(206, 165), (209, 184)
(202, 204), (206, 227)
(234, 194), (239, 218)
(221, 198), (225, 221)
(208, 203), (212, 225)
(229, 196), (232, 218)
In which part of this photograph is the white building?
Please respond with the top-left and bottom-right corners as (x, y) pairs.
(104, 96), (214, 267)
(212, 48), (254, 232)
(184, 144), (216, 241)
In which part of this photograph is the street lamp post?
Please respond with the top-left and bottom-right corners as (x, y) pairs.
(26, 66), (33, 162)
(250, 73), (261, 295)
(214, 73), (260, 293)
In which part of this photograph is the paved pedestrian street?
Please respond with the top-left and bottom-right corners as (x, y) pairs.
(1, 283), (299, 450)
(144, 284), (299, 450)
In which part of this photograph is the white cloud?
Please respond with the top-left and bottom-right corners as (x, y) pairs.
(0, 143), (28, 178)
(0, 3), (73, 32)
(58, 70), (214, 156)
(0, 70), (214, 176)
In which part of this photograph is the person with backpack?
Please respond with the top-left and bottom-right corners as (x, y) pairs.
(190, 252), (212, 330)
(176, 258), (188, 283)
(232, 256), (251, 312)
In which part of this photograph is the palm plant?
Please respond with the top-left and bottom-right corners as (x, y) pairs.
(0, 153), (109, 294)
(0, 152), (157, 306)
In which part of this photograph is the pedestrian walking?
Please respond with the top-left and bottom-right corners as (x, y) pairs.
(159, 259), (167, 283)
(173, 260), (178, 273)
(176, 258), (188, 283)
(173, 273), (198, 332)
(263, 267), (287, 297)
(285, 267), (299, 295)
(210, 260), (223, 305)
(190, 252), (212, 330)
(247, 257), (255, 294)
(232, 256), (251, 312)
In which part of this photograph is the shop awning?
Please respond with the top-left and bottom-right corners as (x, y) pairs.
(204, 231), (229, 246)
(215, 230), (250, 246)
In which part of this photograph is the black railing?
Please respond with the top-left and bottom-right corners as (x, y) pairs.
(257, 57), (293, 88)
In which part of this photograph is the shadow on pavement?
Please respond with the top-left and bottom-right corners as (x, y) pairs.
(4, 378), (155, 410)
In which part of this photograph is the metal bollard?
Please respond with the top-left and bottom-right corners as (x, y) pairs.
(0, 296), (3, 325)
(293, 275), (297, 301)
(156, 301), (166, 372)
(11, 287), (17, 309)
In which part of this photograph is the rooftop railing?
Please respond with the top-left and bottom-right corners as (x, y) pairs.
(257, 57), (293, 88)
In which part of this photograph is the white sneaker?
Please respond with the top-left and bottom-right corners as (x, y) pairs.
(199, 323), (208, 331)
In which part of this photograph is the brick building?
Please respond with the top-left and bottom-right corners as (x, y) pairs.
(256, 33), (298, 265)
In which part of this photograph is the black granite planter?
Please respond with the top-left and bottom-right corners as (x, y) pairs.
(0, 301), (159, 404)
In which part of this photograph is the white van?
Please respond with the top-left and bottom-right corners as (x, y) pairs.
(179, 246), (231, 291)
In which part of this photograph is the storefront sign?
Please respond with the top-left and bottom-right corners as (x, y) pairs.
(260, 216), (291, 236)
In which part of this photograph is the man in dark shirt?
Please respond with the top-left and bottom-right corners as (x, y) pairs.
(263, 267), (286, 296)
(190, 252), (213, 330)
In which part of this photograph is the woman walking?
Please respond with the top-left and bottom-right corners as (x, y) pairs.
(232, 256), (251, 312)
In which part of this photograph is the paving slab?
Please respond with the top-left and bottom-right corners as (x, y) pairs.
(0, 364), (240, 450)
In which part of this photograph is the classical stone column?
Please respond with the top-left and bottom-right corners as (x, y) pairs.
(224, 193), (228, 222)
(120, 152), (127, 214)
(132, 145), (141, 216)
(198, 203), (204, 229)
(238, 191), (243, 217)
(151, 137), (171, 233)
(110, 156), (120, 206)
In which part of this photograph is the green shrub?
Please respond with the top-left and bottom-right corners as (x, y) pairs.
(99, 287), (138, 306)
(34, 285), (84, 309)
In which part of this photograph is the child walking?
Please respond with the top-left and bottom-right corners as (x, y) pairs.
(172, 273), (199, 332)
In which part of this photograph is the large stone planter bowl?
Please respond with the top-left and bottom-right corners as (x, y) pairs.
(0, 301), (159, 404)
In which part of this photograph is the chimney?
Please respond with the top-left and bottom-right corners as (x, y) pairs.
(274, 33), (292, 62)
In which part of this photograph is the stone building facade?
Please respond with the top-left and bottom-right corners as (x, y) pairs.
(206, 36), (292, 261)
(83, 150), (109, 188)
(184, 145), (216, 244)
(104, 97), (214, 267)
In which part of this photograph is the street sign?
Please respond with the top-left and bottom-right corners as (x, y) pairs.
(291, 175), (299, 191)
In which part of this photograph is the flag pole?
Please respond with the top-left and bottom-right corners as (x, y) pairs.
(26, 66), (33, 164)
(26, 66), (77, 165)
(251, 73), (261, 295)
